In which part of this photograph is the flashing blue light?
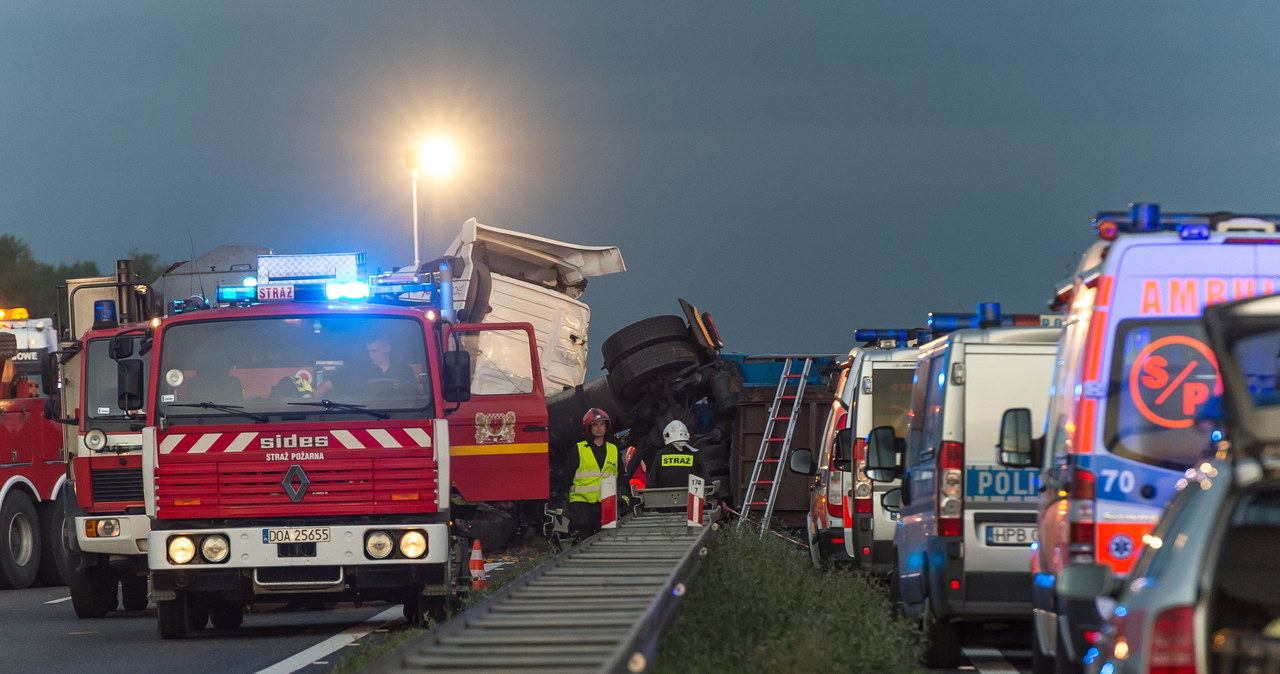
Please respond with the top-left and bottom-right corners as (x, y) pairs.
(1083, 647), (1100, 664)
(216, 285), (255, 303)
(1100, 663), (1116, 674)
(1033, 573), (1055, 589)
(326, 281), (369, 300)
(242, 276), (258, 287)
(1178, 223), (1210, 240)
(1211, 429), (1224, 442)
(937, 371), (946, 387)
(1114, 605), (1127, 618)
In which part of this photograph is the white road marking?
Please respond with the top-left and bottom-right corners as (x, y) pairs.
(45, 596), (72, 604)
(963, 647), (1020, 674)
(255, 605), (401, 674)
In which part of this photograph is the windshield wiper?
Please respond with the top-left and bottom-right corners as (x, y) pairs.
(167, 402), (269, 423)
(287, 399), (390, 420)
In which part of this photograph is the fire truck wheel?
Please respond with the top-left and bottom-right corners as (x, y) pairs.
(0, 490), (41, 590)
(37, 491), (70, 586)
(121, 574), (149, 611)
(187, 594), (210, 630)
(157, 592), (193, 639)
(67, 564), (116, 618)
(600, 315), (692, 371)
(209, 601), (243, 630)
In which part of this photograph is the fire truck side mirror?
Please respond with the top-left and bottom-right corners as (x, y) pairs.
(109, 335), (134, 359)
(41, 352), (57, 396)
(442, 350), (472, 403)
(117, 359), (145, 411)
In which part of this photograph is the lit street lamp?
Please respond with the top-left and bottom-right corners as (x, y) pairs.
(403, 140), (456, 270)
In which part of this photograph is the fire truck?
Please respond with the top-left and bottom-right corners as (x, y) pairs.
(118, 253), (547, 639)
(56, 262), (159, 616)
(0, 307), (65, 590)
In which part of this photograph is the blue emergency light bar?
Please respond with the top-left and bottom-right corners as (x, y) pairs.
(928, 303), (1048, 332)
(1093, 203), (1280, 240)
(853, 329), (931, 347)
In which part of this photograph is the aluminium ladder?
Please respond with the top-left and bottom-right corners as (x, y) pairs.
(738, 357), (812, 536)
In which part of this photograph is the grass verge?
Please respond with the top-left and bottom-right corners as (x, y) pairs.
(654, 524), (925, 673)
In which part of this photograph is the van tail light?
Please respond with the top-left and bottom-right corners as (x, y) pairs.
(825, 472), (845, 519)
(1068, 467), (1096, 562)
(1148, 605), (1197, 674)
(853, 438), (872, 514)
(937, 441), (964, 537)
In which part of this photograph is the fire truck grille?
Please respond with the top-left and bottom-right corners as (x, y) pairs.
(155, 457), (440, 517)
(91, 467), (144, 503)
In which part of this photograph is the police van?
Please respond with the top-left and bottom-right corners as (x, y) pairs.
(997, 203), (1280, 673)
(789, 331), (921, 570)
(867, 320), (1058, 668)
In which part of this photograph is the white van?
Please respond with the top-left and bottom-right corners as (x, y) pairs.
(790, 332), (920, 570)
(867, 324), (1059, 668)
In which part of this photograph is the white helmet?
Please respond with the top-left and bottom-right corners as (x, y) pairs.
(662, 420), (690, 445)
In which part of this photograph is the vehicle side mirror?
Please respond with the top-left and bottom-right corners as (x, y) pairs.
(109, 335), (134, 359)
(117, 359), (144, 411)
(880, 487), (902, 514)
(442, 350), (471, 403)
(788, 448), (817, 476)
(833, 428), (853, 471)
(998, 407), (1041, 467)
(865, 426), (902, 481)
(1055, 563), (1116, 600)
(41, 352), (57, 396)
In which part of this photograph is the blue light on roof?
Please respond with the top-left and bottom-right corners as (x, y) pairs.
(1178, 224), (1210, 240)
(1211, 429), (1223, 442)
(326, 281), (369, 300)
(1114, 605), (1127, 618)
(216, 285), (255, 303)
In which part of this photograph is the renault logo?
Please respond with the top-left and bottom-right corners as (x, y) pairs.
(282, 464), (311, 503)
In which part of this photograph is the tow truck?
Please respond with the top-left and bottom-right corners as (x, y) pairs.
(116, 252), (548, 638)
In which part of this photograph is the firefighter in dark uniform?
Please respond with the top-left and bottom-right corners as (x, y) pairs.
(555, 408), (628, 541)
(647, 420), (706, 488)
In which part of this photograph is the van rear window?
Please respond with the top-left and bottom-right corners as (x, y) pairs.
(871, 368), (913, 437)
(1105, 319), (1220, 470)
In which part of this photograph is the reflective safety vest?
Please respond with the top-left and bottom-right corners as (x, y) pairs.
(570, 440), (619, 503)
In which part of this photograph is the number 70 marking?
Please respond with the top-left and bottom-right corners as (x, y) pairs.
(1100, 469), (1136, 494)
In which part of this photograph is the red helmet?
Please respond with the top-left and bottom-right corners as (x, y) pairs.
(582, 408), (611, 435)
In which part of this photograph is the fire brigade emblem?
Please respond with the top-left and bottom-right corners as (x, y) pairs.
(475, 411), (516, 444)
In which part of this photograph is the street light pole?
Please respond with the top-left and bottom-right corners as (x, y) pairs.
(404, 140), (455, 272)
(404, 149), (422, 270)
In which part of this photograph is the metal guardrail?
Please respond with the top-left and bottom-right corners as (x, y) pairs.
(372, 508), (722, 673)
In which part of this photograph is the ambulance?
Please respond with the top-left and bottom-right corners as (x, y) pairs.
(997, 203), (1280, 673)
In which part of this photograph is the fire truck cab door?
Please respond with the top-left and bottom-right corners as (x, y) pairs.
(446, 323), (550, 502)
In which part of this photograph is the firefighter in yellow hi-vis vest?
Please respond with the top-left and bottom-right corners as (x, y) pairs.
(647, 420), (706, 488)
(557, 408), (628, 541)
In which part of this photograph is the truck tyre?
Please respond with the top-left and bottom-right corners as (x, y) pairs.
(210, 600), (243, 630)
(600, 316), (691, 371)
(67, 561), (117, 618)
(121, 574), (149, 611)
(607, 341), (703, 403)
(37, 491), (70, 586)
(157, 591), (193, 639)
(921, 597), (962, 668)
(0, 490), (41, 589)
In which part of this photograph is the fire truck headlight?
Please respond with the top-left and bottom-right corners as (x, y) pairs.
(85, 429), (107, 451)
(365, 531), (393, 559)
(168, 536), (196, 564)
(87, 518), (121, 537)
(398, 531), (427, 559)
(201, 535), (230, 563)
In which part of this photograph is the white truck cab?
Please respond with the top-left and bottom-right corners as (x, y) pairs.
(867, 318), (1059, 668)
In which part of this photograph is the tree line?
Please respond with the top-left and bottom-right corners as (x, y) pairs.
(0, 234), (168, 321)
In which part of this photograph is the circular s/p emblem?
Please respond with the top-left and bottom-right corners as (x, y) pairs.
(1108, 534), (1135, 561)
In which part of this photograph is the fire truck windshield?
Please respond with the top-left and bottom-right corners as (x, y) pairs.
(156, 314), (433, 421)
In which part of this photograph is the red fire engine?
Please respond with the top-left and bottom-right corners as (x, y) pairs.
(119, 253), (547, 638)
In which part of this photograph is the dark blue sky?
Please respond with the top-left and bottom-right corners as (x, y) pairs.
(4, 2), (1280, 364)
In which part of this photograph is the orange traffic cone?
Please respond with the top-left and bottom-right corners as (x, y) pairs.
(469, 540), (487, 590)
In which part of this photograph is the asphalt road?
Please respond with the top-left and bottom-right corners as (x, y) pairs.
(0, 585), (401, 674)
